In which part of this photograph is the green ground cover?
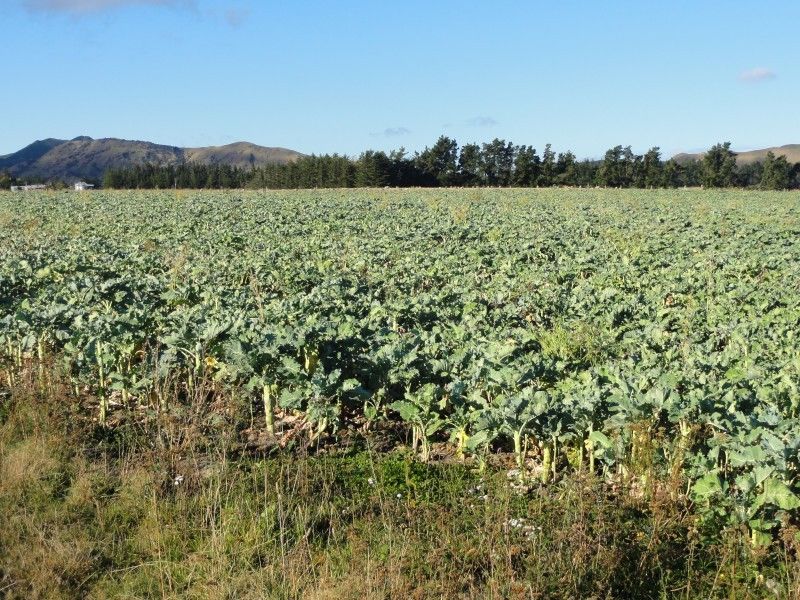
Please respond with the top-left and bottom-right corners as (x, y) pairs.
(1, 188), (800, 597)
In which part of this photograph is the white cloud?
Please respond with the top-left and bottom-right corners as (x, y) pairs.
(739, 67), (776, 83)
(372, 127), (411, 137)
(23, 0), (191, 13)
(465, 116), (498, 127)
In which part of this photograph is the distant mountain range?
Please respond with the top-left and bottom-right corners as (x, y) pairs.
(0, 137), (304, 182)
(672, 144), (800, 165)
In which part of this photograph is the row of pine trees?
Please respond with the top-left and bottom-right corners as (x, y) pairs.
(97, 138), (800, 190)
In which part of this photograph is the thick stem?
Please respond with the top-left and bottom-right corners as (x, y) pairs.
(455, 428), (467, 460)
(97, 341), (107, 426)
(541, 445), (552, 484)
(304, 347), (319, 376)
(263, 384), (275, 435)
(315, 417), (328, 440)
(36, 337), (45, 391)
(513, 430), (524, 471)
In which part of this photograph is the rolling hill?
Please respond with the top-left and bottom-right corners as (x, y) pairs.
(672, 144), (800, 165)
(0, 137), (304, 182)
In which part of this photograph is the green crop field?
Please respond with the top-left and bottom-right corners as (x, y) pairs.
(1, 188), (800, 597)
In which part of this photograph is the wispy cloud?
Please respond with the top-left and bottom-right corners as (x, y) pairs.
(371, 127), (411, 137)
(465, 116), (498, 127)
(224, 6), (249, 27)
(23, 0), (191, 13)
(739, 67), (776, 83)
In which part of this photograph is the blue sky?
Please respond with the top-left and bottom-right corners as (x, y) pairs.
(1, 0), (797, 159)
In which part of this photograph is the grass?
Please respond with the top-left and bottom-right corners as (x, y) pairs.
(1, 367), (800, 599)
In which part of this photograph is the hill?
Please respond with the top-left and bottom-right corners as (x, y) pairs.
(0, 138), (69, 174)
(673, 144), (800, 165)
(0, 137), (304, 182)
(184, 142), (301, 168)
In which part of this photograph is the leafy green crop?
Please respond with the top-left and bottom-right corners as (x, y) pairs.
(1, 187), (799, 543)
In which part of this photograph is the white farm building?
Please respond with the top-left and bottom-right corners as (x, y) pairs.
(74, 181), (95, 191)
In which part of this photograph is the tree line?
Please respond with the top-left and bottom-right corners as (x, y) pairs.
(247, 140), (796, 190)
(3, 138), (799, 191)
(102, 163), (252, 190)
(104, 138), (800, 191)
